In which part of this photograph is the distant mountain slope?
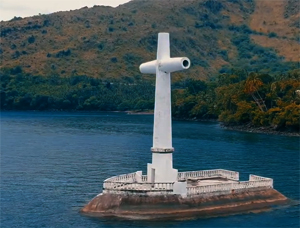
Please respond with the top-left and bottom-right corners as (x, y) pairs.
(0, 0), (299, 80)
(249, 0), (299, 62)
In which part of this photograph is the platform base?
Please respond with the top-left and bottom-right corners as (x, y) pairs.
(81, 188), (289, 220)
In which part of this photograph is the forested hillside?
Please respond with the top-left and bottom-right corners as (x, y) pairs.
(0, 0), (299, 80)
(172, 70), (299, 132)
(0, 68), (155, 111)
(0, 0), (299, 133)
(1, 67), (299, 132)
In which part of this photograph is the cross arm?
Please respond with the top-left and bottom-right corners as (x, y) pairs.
(139, 57), (190, 74)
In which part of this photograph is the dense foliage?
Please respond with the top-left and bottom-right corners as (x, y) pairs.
(1, 67), (299, 132)
(0, 68), (154, 112)
(172, 69), (300, 132)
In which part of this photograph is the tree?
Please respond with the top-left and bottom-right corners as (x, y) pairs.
(244, 73), (267, 112)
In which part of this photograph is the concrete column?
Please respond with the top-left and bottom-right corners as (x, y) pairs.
(153, 33), (172, 151)
(140, 32), (190, 183)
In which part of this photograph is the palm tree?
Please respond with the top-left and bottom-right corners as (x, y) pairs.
(244, 73), (267, 112)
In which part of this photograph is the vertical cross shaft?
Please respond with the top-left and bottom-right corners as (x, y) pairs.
(139, 32), (190, 183)
(152, 33), (173, 152)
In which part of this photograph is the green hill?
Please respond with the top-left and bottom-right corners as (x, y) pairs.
(1, 0), (299, 81)
(0, 0), (299, 134)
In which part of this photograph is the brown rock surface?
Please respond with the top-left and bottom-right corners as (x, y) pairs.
(81, 189), (289, 219)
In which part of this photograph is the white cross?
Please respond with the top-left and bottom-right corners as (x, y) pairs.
(139, 33), (190, 183)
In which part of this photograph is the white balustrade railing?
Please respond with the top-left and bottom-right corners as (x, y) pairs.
(178, 169), (239, 181)
(103, 172), (174, 191)
(250, 174), (268, 181)
(104, 172), (137, 183)
(218, 169), (239, 180)
(103, 170), (272, 196)
(249, 174), (273, 187)
(178, 169), (219, 180)
(187, 176), (273, 196)
(141, 175), (148, 182)
(105, 169), (239, 187)
(103, 181), (174, 193)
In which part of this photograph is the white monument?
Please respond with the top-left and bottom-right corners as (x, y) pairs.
(140, 33), (190, 183)
(81, 32), (286, 219)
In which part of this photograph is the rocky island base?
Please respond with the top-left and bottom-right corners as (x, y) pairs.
(81, 188), (289, 220)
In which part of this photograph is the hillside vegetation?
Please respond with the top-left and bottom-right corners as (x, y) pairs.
(0, 0), (299, 80)
(0, 0), (299, 133)
(172, 70), (300, 133)
(1, 67), (299, 133)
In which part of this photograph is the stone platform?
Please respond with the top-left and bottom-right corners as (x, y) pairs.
(81, 169), (289, 219)
(81, 188), (289, 220)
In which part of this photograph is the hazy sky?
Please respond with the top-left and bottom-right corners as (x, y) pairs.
(0, 0), (131, 21)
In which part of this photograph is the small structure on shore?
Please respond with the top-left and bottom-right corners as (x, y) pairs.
(81, 33), (288, 219)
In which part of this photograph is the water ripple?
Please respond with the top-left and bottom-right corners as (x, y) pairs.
(1, 111), (299, 227)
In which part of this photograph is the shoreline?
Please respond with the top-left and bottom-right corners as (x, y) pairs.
(125, 110), (154, 115)
(221, 124), (300, 137)
(1, 110), (298, 137)
(173, 116), (299, 137)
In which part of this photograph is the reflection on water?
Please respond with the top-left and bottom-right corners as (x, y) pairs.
(1, 111), (299, 227)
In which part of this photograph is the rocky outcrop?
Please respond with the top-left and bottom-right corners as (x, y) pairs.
(81, 189), (289, 219)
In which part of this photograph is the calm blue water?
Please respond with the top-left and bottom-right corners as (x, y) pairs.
(1, 111), (299, 228)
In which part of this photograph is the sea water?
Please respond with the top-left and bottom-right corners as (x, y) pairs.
(1, 112), (299, 227)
